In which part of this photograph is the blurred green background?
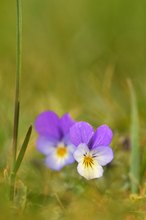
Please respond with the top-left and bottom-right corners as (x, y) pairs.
(0, 0), (146, 219)
(1, 0), (146, 131)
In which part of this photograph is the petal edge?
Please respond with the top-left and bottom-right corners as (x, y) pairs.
(91, 124), (113, 148)
(69, 122), (94, 146)
(34, 111), (61, 140)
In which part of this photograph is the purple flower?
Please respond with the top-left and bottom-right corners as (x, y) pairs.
(69, 122), (114, 180)
(34, 111), (76, 171)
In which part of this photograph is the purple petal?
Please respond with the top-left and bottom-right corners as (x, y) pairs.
(36, 136), (57, 155)
(91, 146), (113, 166)
(34, 111), (61, 140)
(60, 113), (75, 136)
(69, 122), (94, 146)
(62, 134), (72, 145)
(90, 125), (113, 148)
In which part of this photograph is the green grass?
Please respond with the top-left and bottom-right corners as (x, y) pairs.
(128, 80), (140, 194)
(1, 0), (146, 219)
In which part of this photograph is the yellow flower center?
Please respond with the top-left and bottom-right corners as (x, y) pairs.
(56, 145), (67, 158)
(83, 155), (94, 168)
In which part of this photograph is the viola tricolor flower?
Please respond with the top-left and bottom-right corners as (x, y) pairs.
(34, 111), (76, 171)
(69, 122), (114, 180)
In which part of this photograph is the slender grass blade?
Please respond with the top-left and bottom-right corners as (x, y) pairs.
(14, 125), (32, 175)
(128, 79), (140, 193)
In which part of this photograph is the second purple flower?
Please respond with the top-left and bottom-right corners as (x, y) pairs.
(34, 111), (76, 171)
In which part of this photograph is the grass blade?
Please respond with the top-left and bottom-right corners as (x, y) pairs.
(10, 0), (22, 201)
(12, 101), (20, 164)
(14, 125), (32, 175)
(127, 79), (140, 193)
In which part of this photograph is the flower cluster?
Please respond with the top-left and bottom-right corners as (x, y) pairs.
(34, 111), (114, 180)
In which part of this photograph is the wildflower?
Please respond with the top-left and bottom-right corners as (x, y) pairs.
(34, 111), (76, 170)
(69, 122), (114, 180)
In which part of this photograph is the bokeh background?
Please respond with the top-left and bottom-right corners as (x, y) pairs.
(0, 0), (146, 219)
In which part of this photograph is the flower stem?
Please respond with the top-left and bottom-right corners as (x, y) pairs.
(10, 0), (22, 201)
(127, 79), (140, 194)
(13, 0), (22, 163)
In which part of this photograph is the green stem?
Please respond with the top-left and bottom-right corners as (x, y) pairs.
(10, 0), (22, 201)
(13, 0), (22, 164)
(9, 172), (16, 201)
(127, 79), (140, 194)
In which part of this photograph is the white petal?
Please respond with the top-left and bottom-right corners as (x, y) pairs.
(73, 144), (89, 162)
(91, 146), (113, 166)
(77, 159), (103, 180)
(67, 144), (76, 154)
(45, 154), (65, 170)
